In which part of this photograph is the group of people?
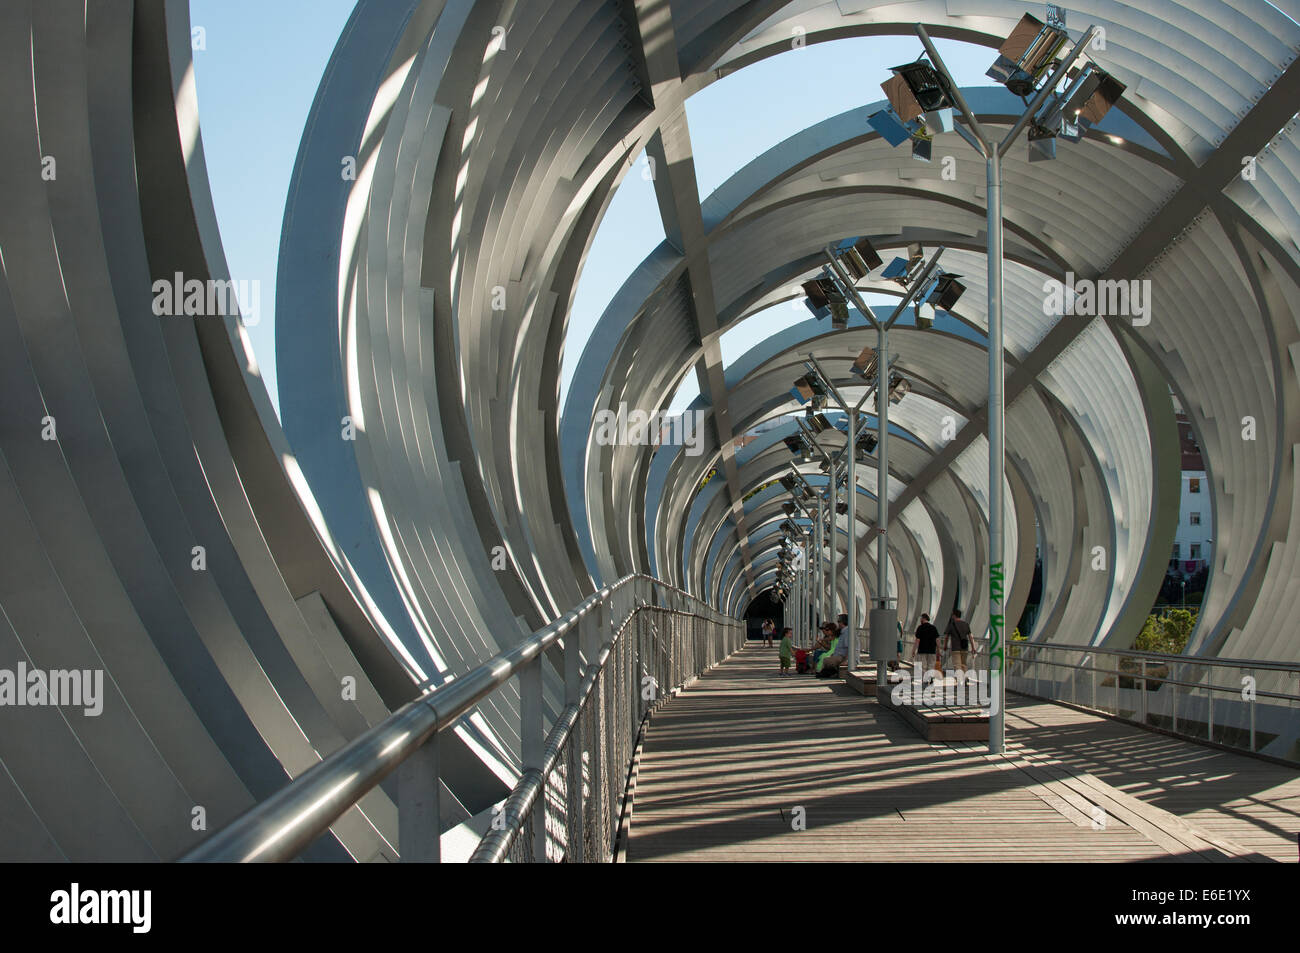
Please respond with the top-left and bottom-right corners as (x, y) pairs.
(909, 609), (973, 680)
(761, 615), (851, 678)
(760, 608), (975, 681)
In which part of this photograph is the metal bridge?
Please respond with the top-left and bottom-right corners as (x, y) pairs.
(1, 0), (1298, 863)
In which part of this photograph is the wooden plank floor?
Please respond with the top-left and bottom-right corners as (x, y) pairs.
(1002, 698), (1300, 862)
(627, 646), (1298, 862)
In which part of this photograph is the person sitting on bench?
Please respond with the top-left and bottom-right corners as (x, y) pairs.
(817, 623), (850, 677)
(810, 624), (836, 674)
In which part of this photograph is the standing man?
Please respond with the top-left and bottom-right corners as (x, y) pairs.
(911, 613), (941, 683)
(945, 608), (972, 678)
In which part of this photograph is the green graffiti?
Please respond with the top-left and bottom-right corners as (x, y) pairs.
(988, 563), (1005, 672)
(989, 561), (1005, 602)
(989, 613), (1005, 672)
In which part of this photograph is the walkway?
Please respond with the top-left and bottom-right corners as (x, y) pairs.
(626, 646), (1299, 862)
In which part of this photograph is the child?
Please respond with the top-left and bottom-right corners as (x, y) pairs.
(778, 627), (794, 675)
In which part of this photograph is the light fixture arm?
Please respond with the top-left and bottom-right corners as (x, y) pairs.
(915, 24), (990, 153)
(883, 246), (945, 330)
(805, 353), (850, 411)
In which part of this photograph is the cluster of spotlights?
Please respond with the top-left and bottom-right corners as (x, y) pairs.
(803, 236), (965, 344)
(868, 8), (1125, 164)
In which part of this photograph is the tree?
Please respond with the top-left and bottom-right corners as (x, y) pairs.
(1133, 608), (1196, 654)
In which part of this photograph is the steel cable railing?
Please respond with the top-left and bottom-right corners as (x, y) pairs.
(180, 574), (743, 863)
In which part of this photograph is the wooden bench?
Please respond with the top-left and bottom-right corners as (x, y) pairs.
(877, 685), (989, 741)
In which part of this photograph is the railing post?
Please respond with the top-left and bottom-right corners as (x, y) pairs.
(1249, 668), (1256, 752)
(1208, 685), (1214, 743)
(521, 655), (546, 862)
(1139, 658), (1148, 725)
(1091, 655), (1096, 711)
(397, 735), (441, 862)
(1172, 661), (1179, 735)
(587, 598), (607, 858)
(566, 614), (586, 860)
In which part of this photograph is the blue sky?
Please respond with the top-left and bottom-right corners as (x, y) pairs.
(191, 2), (996, 418)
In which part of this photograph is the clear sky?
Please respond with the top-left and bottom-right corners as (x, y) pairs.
(190, 3), (996, 419)
(190, 0), (359, 412)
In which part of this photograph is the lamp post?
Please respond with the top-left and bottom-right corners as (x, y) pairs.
(818, 247), (945, 678)
(912, 22), (1100, 754)
(827, 457), (838, 624)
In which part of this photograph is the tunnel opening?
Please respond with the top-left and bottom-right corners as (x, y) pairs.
(743, 589), (785, 640)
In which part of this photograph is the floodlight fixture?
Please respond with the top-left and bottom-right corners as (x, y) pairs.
(833, 237), (883, 281)
(1060, 63), (1125, 126)
(803, 276), (848, 326)
(911, 135), (933, 163)
(881, 242), (926, 289)
(801, 278), (831, 320)
(883, 60), (955, 121)
(866, 107), (920, 147)
(1027, 122), (1059, 162)
(926, 272), (966, 311)
(805, 412), (832, 435)
(829, 299), (850, 329)
(887, 373), (911, 405)
(791, 374), (826, 404)
(850, 346), (879, 380)
(986, 13), (1070, 96)
(836, 501), (849, 516)
(1028, 62), (1126, 161)
(782, 502), (796, 516)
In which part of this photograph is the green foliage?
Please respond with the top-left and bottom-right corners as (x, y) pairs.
(1133, 608), (1196, 654)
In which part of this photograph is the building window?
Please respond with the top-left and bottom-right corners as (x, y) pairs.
(1190, 512), (1201, 525)
(1190, 544), (1201, 560)
(1189, 477), (1201, 493)
(1171, 543), (1180, 558)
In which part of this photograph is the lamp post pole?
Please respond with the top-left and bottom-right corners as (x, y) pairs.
(875, 324), (890, 688)
(823, 247), (943, 682)
(800, 532), (808, 642)
(846, 407), (858, 666)
(827, 459), (838, 624)
(814, 494), (825, 629)
(915, 23), (1096, 755)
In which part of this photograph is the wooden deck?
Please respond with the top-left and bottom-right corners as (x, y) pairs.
(627, 646), (1299, 862)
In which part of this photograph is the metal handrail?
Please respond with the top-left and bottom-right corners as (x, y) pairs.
(998, 638), (1300, 674)
(894, 630), (1299, 761)
(180, 573), (733, 862)
(467, 601), (691, 863)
